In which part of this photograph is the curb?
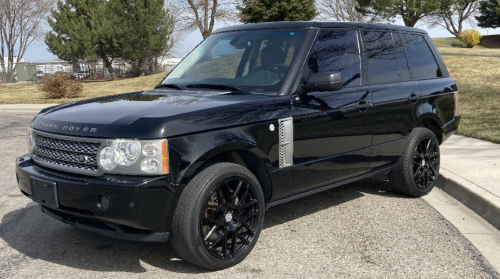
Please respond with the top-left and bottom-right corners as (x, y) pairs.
(436, 169), (500, 231)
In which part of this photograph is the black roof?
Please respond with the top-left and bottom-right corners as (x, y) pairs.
(214, 21), (427, 34)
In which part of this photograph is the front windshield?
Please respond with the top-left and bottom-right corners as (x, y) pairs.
(161, 29), (306, 94)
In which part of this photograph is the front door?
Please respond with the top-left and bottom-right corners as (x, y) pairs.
(290, 29), (374, 196)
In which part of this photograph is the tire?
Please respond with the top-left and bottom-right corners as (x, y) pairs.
(171, 163), (265, 270)
(389, 127), (440, 197)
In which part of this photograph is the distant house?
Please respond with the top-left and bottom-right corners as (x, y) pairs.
(159, 57), (181, 71)
(35, 61), (72, 75)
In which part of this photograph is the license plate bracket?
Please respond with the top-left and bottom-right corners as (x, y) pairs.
(31, 177), (59, 208)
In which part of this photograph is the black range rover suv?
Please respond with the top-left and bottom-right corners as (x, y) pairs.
(16, 22), (459, 269)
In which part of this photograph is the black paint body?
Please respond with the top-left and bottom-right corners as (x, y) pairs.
(16, 22), (460, 239)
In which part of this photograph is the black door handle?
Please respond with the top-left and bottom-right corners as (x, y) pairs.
(408, 93), (421, 103)
(356, 101), (373, 111)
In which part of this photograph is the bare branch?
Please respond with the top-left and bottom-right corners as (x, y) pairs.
(425, 0), (480, 37)
(170, 0), (239, 39)
(0, 0), (55, 82)
(316, 0), (380, 22)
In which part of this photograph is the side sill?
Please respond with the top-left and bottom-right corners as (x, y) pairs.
(266, 165), (394, 210)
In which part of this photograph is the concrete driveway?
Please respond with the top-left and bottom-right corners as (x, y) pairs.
(0, 111), (496, 278)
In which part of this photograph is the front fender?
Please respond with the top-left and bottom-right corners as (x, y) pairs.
(168, 122), (279, 185)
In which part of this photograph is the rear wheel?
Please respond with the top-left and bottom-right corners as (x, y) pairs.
(389, 127), (440, 197)
(171, 163), (265, 270)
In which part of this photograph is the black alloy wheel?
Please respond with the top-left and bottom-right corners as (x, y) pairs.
(171, 163), (265, 270)
(200, 178), (260, 259)
(389, 127), (440, 197)
(412, 136), (439, 190)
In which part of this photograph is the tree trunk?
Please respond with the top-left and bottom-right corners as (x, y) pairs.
(138, 60), (145, 76)
(102, 56), (116, 80)
(201, 30), (211, 39)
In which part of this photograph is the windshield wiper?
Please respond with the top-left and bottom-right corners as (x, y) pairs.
(185, 84), (250, 95)
(155, 83), (187, 90)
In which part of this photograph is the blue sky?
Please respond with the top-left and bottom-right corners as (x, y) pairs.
(23, 18), (500, 63)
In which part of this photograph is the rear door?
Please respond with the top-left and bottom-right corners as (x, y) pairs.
(401, 33), (457, 129)
(363, 30), (422, 169)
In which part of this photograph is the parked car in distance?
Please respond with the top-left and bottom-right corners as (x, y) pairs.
(16, 22), (459, 270)
(54, 71), (77, 80)
(36, 71), (44, 80)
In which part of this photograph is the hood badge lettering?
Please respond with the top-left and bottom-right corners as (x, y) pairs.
(38, 122), (97, 133)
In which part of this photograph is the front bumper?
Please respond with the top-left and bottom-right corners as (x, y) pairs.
(16, 155), (180, 242)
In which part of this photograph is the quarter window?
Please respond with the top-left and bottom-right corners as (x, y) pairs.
(362, 31), (400, 85)
(308, 29), (361, 88)
(393, 32), (411, 81)
(401, 33), (443, 80)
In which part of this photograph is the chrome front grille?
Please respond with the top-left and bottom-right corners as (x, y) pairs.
(32, 133), (102, 174)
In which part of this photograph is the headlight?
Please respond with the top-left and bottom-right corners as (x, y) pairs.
(98, 139), (168, 175)
(27, 127), (35, 157)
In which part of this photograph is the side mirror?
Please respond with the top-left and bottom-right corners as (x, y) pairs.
(301, 71), (343, 92)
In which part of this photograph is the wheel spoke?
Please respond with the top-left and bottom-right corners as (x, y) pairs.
(429, 165), (438, 177)
(241, 199), (258, 209)
(239, 187), (249, 206)
(231, 231), (237, 255)
(234, 181), (243, 198)
(222, 236), (227, 258)
(242, 211), (257, 222)
(413, 167), (423, 180)
(210, 230), (226, 247)
(215, 188), (224, 205)
(419, 140), (427, 155)
(426, 139), (433, 156)
(240, 220), (255, 236)
(237, 232), (250, 245)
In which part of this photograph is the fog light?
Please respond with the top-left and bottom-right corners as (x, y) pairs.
(97, 194), (111, 211)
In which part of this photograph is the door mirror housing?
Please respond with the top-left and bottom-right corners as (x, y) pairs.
(301, 72), (343, 92)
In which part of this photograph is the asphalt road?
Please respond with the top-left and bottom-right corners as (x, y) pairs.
(0, 111), (497, 278)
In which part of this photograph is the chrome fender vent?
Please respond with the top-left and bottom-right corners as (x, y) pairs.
(278, 117), (293, 168)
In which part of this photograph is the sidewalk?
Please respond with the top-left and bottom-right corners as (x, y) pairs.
(0, 104), (59, 112)
(437, 135), (500, 230)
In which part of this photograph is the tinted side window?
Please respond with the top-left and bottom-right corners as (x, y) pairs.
(393, 32), (411, 81)
(308, 29), (361, 87)
(401, 33), (443, 80)
(363, 31), (400, 85)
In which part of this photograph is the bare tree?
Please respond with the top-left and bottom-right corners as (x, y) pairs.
(174, 0), (238, 39)
(316, 0), (378, 22)
(426, 0), (479, 38)
(0, 0), (54, 82)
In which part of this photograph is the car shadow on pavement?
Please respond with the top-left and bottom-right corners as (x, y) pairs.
(0, 176), (404, 274)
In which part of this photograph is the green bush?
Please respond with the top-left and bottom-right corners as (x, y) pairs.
(38, 73), (83, 99)
(460, 29), (482, 48)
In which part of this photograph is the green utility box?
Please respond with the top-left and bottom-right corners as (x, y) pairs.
(15, 62), (37, 81)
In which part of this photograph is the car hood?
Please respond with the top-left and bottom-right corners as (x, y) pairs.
(32, 89), (291, 139)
